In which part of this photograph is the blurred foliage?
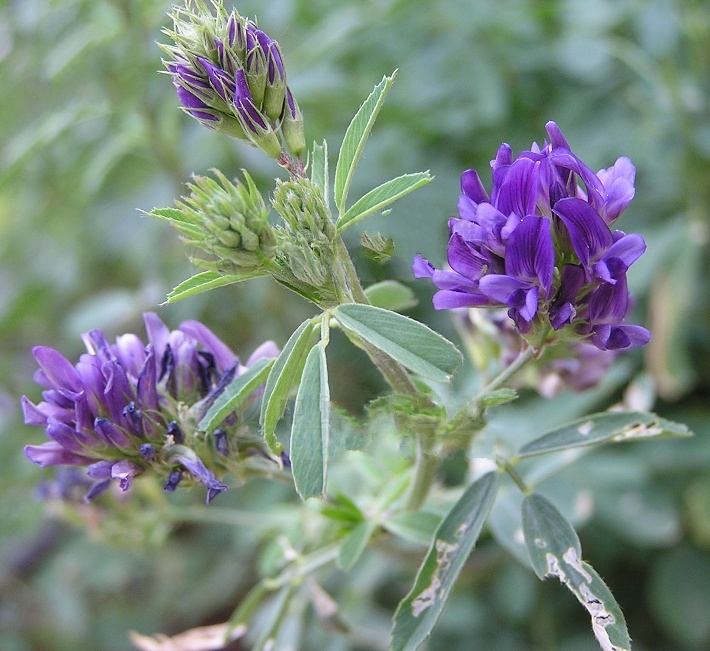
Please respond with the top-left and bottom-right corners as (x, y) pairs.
(1, 0), (710, 649)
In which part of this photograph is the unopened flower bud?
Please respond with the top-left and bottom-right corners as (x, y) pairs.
(281, 88), (306, 158)
(234, 69), (282, 158)
(158, 170), (276, 272)
(162, 1), (304, 160)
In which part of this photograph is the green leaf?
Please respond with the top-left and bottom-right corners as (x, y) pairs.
(163, 271), (263, 304)
(260, 319), (320, 455)
(336, 172), (433, 232)
(522, 493), (631, 651)
(333, 72), (396, 215)
(382, 511), (442, 546)
(338, 520), (376, 571)
(364, 280), (418, 312)
(390, 472), (499, 650)
(334, 303), (462, 382)
(517, 410), (692, 458)
(475, 388), (519, 409)
(310, 139), (329, 208)
(198, 358), (274, 433)
(290, 344), (330, 500)
(148, 207), (204, 239)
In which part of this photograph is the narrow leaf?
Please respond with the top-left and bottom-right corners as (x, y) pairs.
(338, 520), (376, 571)
(333, 73), (396, 215)
(334, 303), (462, 382)
(336, 172), (432, 231)
(523, 494), (631, 651)
(364, 280), (418, 312)
(148, 207), (204, 238)
(164, 271), (260, 304)
(475, 388), (519, 409)
(260, 319), (319, 454)
(198, 358), (273, 433)
(390, 472), (499, 650)
(517, 410), (692, 458)
(290, 344), (330, 500)
(310, 139), (329, 208)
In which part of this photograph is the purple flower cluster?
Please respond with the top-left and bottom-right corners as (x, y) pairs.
(414, 122), (651, 351)
(22, 313), (278, 503)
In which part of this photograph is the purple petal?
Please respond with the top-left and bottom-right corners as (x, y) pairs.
(94, 417), (132, 447)
(495, 157), (539, 219)
(178, 320), (238, 372)
(550, 264), (586, 330)
(21, 396), (50, 426)
(504, 215), (554, 293)
(165, 445), (228, 504)
(245, 341), (280, 366)
(111, 460), (142, 491)
(175, 86), (218, 121)
(113, 334), (147, 377)
(545, 121), (571, 150)
(460, 169), (489, 204)
(478, 274), (529, 305)
(25, 441), (94, 467)
(87, 460), (114, 480)
(553, 197), (614, 268)
(432, 290), (492, 310)
(46, 418), (85, 452)
(597, 157), (635, 223)
(447, 233), (489, 280)
(593, 233), (646, 284)
(32, 346), (83, 393)
(412, 255), (435, 279)
(588, 276), (631, 324)
(143, 313), (171, 366)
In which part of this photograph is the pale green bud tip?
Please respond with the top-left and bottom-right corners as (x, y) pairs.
(281, 88), (306, 158)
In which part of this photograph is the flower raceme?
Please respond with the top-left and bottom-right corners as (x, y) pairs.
(22, 313), (278, 503)
(413, 122), (651, 351)
(162, 0), (305, 159)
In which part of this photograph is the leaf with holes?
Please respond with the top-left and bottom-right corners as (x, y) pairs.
(522, 493), (631, 651)
(517, 411), (691, 458)
(390, 472), (499, 650)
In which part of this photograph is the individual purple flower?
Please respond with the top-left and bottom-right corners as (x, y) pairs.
(22, 313), (278, 503)
(414, 122), (650, 352)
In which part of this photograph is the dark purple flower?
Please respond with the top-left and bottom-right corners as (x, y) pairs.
(414, 122), (650, 352)
(23, 313), (278, 503)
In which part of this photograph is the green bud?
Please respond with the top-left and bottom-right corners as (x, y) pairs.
(281, 88), (306, 158)
(170, 170), (275, 269)
(272, 177), (333, 238)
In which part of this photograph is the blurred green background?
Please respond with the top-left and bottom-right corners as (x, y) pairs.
(1, 0), (709, 649)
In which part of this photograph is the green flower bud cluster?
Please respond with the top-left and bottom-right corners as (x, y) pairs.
(158, 170), (276, 272)
(271, 177), (337, 289)
(162, 0), (305, 160)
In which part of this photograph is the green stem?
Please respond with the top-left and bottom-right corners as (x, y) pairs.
(478, 344), (538, 396)
(332, 235), (423, 398)
(159, 505), (287, 530)
(403, 435), (437, 511)
(496, 455), (530, 494)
